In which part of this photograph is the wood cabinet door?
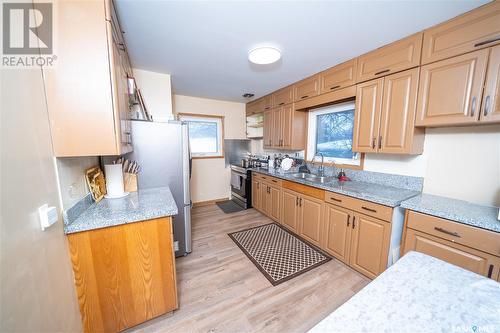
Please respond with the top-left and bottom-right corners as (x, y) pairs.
(320, 59), (357, 93)
(421, 1), (500, 64)
(262, 94), (273, 111)
(274, 86), (294, 106)
(294, 75), (320, 102)
(416, 49), (489, 126)
(281, 105), (293, 148)
(353, 78), (383, 153)
(272, 107), (282, 148)
(298, 195), (324, 247)
(269, 185), (281, 222)
(281, 189), (299, 232)
(357, 33), (423, 82)
(481, 45), (500, 123)
(260, 184), (270, 216)
(403, 228), (500, 279)
(263, 110), (273, 147)
(349, 213), (391, 279)
(252, 179), (261, 211)
(379, 68), (423, 154)
(322, 204), (352, 264)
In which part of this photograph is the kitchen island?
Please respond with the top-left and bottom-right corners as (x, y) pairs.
(64, 187), (178, 333)
(309, 251), (500, 333)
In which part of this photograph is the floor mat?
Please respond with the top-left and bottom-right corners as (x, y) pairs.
(216, 200), (245, 214)
(228, 223), (331, 285)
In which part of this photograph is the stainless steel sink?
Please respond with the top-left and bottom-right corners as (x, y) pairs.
(290, 173), (310, 179)
(305, 175), (333, 184)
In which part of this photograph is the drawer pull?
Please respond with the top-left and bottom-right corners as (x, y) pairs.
(487, 264), (494, 278)
(330, 197), (342, 202)
(330, 85), (341, 90)
(300, 95), (309, 99)
(374, 69), (390, 76)
(434, 227), (461, 238)
(265, 107), (270, 110)
(272, 180), (277, 183)
(474, 37), (500, 48)
(279, 102), (285, 106)
(361, 206), (377, 213)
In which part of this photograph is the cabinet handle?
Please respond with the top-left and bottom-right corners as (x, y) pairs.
(300, 95), (309, 99)
(299, 198), (302, 207)
(374, 69), (390, 76)
(347, 214), (350, 227)
(257, 183), (259, 189)
(434, 227), (461, 238)
(378, 136), (382, 149)
(352, 216), (356, 229)
(484, 95), (491, 117)
(361, 206), (377, 213)
(372, 137), (376, 149)
(474, 37), (500, 48)
(272, 180), (277, 183)
(296, 197), (299, 206)
(330, 85), (340, 90)
(330, 197), (342, 203)
(470, 96), (477, 117)
(279, 102), (285, 106)
(265, 107), (270, 110)
(487, 264), (494, 278)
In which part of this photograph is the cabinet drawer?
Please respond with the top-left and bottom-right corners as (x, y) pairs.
(262, 94), (273, 111)
(320, 59), (357, 93)
(325, 191), (393, 222)
(282, 181), (324, 200)
(273, 86), (294, 106)
(421, 1), (500, 64)
(294, 75), (320, 102)
(253, 173), (282, 187)
(403, 228), (500, 279)
(357, 33), (423, 82)
(406, 210), (500, 257)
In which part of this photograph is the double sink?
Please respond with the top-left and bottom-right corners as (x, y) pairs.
(291, 172), (333, 184)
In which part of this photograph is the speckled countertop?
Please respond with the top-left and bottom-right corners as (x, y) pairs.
(64, 187), (178, 234)
(309, 251), (500, 333)
(401, 193), (500, 233)
(251, 168), (420, 207)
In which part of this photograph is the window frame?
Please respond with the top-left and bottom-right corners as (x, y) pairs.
(178, 113), (225, 159)
(306, 101), (363, 168)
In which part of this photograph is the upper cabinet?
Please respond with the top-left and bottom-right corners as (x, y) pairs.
(354, 68), (424, 154)
(421, 1), (500, 65)
(482, 45), (500, 123)
(320, 59), (358, 93)
(262, 94), (273, 111)
(356, 33), (423, 83)
(416, 49), (489, 126)
(294, 75), (320, 102)
(44, 0), (133, 157)
(273, 86), (294, 106)
(263, 104), (307, 150)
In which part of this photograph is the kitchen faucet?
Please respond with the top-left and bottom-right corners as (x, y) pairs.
(314, 153), (325, 176)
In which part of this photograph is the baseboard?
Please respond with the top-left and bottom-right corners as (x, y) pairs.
(192, 197), (229, 208)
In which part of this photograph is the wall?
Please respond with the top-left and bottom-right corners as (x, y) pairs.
(56, 157), (100, 209)
(133, 68), (173, 122)
(0, 69), (82, 331)
(173, 95), (246, 203)
(364, 125), (500, 206)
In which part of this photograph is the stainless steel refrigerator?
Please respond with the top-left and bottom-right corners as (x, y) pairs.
(128, 120), (192, 257)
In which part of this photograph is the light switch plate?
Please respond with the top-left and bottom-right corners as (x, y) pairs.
(39, 204), (58, 230)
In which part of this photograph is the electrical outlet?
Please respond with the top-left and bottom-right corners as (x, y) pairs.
(174, 241), (179, 251)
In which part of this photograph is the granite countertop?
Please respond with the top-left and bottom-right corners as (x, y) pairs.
(64, 187), (178, 234)
(401, 193), (500, 233)
(309, 251), (500, 333)
(251, 168), (420, 207)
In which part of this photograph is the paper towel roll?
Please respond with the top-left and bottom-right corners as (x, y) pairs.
(105, 164), (126, 198)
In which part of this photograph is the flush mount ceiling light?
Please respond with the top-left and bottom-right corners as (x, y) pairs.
(248, 47), (281, 65)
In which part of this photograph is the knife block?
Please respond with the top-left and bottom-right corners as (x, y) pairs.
(123, 172), (138, 192)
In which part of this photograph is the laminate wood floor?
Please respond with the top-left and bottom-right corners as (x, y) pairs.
(127, 205), (370, 333)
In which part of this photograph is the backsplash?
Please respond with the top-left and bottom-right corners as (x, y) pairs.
(56, 156), (99, 209)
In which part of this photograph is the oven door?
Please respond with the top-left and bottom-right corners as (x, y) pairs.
(230, 168), (247, 199)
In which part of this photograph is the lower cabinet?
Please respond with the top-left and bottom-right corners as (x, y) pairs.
(402, 210), (500, 280)
(66, 217), (177, 333)
(252, 175), (281, 222)
(298, 195), (324, 247)
(322, 204), (352, 264)
(282, 189), (299, 232)
(349, 213), (391, 279)
(323, 203), (391, 278)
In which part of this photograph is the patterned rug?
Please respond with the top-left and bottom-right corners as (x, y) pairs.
(228, 223), (331, 285)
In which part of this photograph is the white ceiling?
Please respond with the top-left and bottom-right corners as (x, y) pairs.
(115, 0), (488, 103)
